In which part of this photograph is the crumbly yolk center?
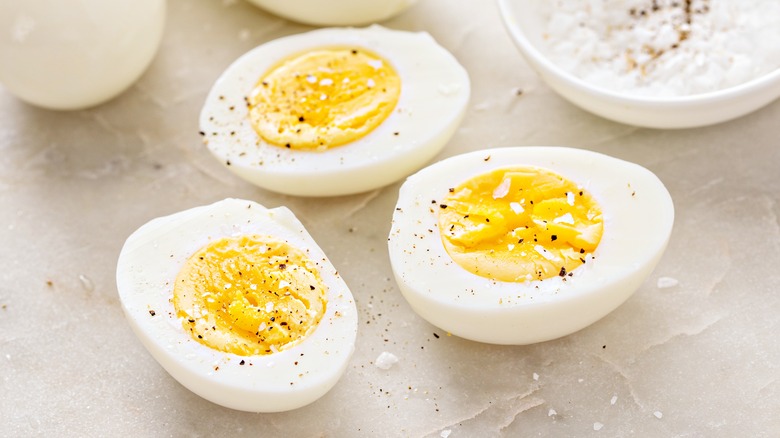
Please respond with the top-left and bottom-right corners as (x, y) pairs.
(173, 235), (327, 356)
(437, 167), (604, 282)
(248, 47), (401, 151)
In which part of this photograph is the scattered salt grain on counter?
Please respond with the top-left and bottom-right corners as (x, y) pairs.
(78, 274), (94, 292)
(533, 372), (539, 381)
(548, 408), (557, 417)
(654, 411), (664, 419)
(375, 351), (399, 370)
(440, 430), (452, 438)
(610, 395), (618, 405)
(657, 276), (679, 289)
(593, 422), (604, 431)
(540, 0), (780, 96)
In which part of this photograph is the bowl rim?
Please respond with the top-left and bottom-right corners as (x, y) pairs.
(496, 0), (780, 106)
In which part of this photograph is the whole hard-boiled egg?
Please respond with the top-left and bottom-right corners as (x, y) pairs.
(0, 0), (165, 110)
(388, 147), (674, 344)
(116, 198), (358, 412)
(246, 0), (420, 26)
(200, 26), (470, 197)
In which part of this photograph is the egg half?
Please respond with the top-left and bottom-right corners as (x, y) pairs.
(200, 26), (470, 197)
(388, 147), (674, 344)
(246, 0), (420, 26)
(116, 198), (358, 412)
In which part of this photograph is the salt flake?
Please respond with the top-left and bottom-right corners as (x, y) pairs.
(654, 411), (663, 419)
(593, 422), (604, 431)
(553, 213), (574, 224)
(375, 351), (399, 370)
(533, 372), (539, 381)
(492, 178), (511, 199)
(610, 395), (618, 405)
(657, 277), (679, 289)
(440, 430), (452, 438)
(548, 408), (557, 417)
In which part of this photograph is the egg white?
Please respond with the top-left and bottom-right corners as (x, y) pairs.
(246, 0), (420, 26)
(388, 147), (674, 344)
(200, 25), (470, 197)
(116, 198), (358, 412)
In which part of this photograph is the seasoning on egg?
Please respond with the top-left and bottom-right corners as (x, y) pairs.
(173, 235), (327, 356)
(437, 167), (603, 282)
(248, 48), (401, 151)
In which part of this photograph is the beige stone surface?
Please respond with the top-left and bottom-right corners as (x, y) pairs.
(1, 0), (778, 436)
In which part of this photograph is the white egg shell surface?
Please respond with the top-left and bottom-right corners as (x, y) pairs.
(200, 26), (470, 197)
(246, 0), (420, 26)
(388, 147), (674, 345)
(0, 0), (165, 110)
(116, 198), (358, 412)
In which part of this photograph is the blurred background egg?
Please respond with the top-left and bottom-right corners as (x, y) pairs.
(245, 0), (420, 26)
(116, 199), (358, 412)
(200, 26), (470, 197)
(0, 0), (165, 110)
(388, 147), (674, 345)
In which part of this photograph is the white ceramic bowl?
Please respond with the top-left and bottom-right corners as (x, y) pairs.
(497, 0), (780, 129)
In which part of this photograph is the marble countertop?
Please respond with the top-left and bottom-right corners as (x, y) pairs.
(2, 1), (778, 436)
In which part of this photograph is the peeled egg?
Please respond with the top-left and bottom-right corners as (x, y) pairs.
(200, 26), (470, 197)
(246, 0), (420, 26)
(0, 0), (165, 110)
(116, 199), (358, 412)
(388, 147), (674, 344)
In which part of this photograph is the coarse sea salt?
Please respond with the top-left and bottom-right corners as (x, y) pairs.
(539, 0), (780, 97)
(375, 351), (399, 370)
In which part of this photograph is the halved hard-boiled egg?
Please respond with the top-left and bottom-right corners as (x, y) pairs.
(246, 0), (420, 26)
(200, 26), (470, 197)
(116, 199), (357, 412)
(388, 147), (674, 344)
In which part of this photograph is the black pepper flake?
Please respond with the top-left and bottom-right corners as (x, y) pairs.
(279, 263), (287, 270)
(270, 316), (275, 322)
(351, 49), (358, 54)
(580, 248), (585, 254)
(240, 360), (246, 365)
(262, 81), (268, 87)
(198, 335), (203, 339)
(309, 285), (316, 290)
(226, 160), (231, 166)
(280, 322), (287, 326)
(198, 131), (205, 136)
(559, 267), (567, 277)
(229, 106), (235, 111)
(439, 204), (448, 209)
(433, 332), (440, 339)
(580, 258), (586, 264)
(285, 143), (291, 148)
(518, 239), (524, 243)
(579, 191), (583, 196)
(551, 235), (558, 241)
(298, 116), (305, 122)
(484, 155), (491, 161)
(149, 310), (156, 316)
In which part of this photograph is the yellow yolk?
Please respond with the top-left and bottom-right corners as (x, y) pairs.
(438, 167), (604, 282)
(173, 235), (327, 356)
(248, 48), (401, 151)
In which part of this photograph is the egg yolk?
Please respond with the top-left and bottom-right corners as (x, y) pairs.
(248, 47), (401, 151)
(438, 167), (604, 282)
(173, 235), (327, 356)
